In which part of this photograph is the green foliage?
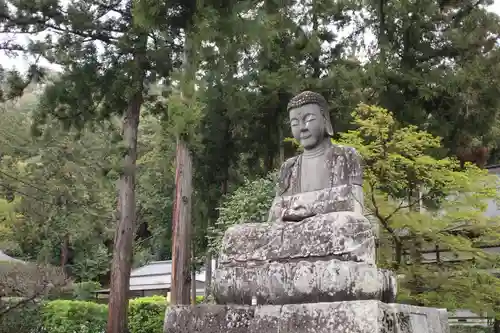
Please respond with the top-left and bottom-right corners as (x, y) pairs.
(135, 114), (177, 261)
(163, 86), (205, 145)
(364, 0), (500, 158)
(1, 0), (500, 323)
(0, 299), (44, 333)
(0, 96), (117, 280)
(42, 300), (108, 333)
(335, 104), (500, 315)
(209, 173), (276, 253)
(40, 297), (167, 333)
(0, 197), (21, 253)
(72, 281), (101, 301)
(129, 296), (166, 333)
(450, 326), (492, 333)
(0, 90), (179, 281)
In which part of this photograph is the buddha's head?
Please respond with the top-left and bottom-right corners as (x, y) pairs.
(287, 91), (334, 150)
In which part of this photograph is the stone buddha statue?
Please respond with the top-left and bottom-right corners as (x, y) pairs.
(212, 91), (396, 306)
(268, 90), (364, 222)
(165, 91), (446, 333)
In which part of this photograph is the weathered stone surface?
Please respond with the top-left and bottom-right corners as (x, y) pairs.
(220, 211), (375, 266)
(164, 301), (449, 333)
(164, 305), (254, 333)
(213, 259), (396, 305)
(380, 267), (398, 303)
(273, 140), (363, 199)
(268, 186), (358, 221)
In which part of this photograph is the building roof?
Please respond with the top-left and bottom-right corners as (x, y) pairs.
(131, 260), (173, 277)
(485, 164), (500, 171)
(96, 260), (212, 294)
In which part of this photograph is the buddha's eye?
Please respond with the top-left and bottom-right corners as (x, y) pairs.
(304, 114), (316, 123)
(290, 119), (299, 126)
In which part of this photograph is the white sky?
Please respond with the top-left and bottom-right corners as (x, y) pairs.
(0, 0), (499, 73)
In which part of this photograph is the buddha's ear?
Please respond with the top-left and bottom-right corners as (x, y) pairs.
(323, 111), (334, 137)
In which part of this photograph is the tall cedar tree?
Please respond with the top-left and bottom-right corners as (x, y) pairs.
(133, 0), (199, 305)
(365, 0), (500, 165)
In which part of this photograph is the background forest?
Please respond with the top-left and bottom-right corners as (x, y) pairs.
(1, 0), (500, 332)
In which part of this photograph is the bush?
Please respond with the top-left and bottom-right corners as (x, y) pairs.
(209, 173), (276, 253)
(129, 296), (167, 333)
(450, 326), (492, 333)
(42, 300), (107, 333)
(39, 296), (168, 333)
(72, 281), (101, 300)
(0, 299), (44, 333)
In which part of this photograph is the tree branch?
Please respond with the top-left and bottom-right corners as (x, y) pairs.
(0, 13), (119, 45)
(0, 294), (40, 316)
(384, 200), (411, 221)
(369, 181), (402, 245)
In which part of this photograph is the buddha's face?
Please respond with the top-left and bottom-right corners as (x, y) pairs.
(289, 103), (326, 150)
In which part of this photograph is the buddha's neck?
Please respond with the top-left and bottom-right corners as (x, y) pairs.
(302, 138), (330, 158)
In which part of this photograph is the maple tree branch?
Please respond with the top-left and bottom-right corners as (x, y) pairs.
(369, 181), (402, 244)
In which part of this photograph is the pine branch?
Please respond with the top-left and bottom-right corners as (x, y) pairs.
(0, 12), (119, 44)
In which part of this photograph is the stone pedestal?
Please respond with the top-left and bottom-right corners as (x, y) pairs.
(214, 260), (396, 305)
(214, 212), (396, 304)
(164, 300), (449, 333)
(165, 212), (448, 333)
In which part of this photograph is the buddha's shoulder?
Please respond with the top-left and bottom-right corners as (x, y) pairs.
(279, 155), (300, 173)
(328, 143), (361, 158)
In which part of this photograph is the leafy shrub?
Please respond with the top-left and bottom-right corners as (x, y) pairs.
(39, 296), (168, 333)
(42, 300), (107, 333)
(72, 281), (102, 300)
(209, 173), (276, 253)
(450, 326), (492, 333)
(129, 296), (167, 333)
(0, 299), (44, 333)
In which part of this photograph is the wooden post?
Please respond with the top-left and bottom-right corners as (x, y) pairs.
(170, 138), (193, 304)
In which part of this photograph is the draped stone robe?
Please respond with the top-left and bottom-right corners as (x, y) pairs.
(268, 142), (364, 222)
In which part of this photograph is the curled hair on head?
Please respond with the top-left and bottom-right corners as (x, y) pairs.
(287, 91), (334, 137)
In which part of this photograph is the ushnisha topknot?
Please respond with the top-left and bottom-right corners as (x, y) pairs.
(287, 91), (334, 137)
(287, 91), (328, 112)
